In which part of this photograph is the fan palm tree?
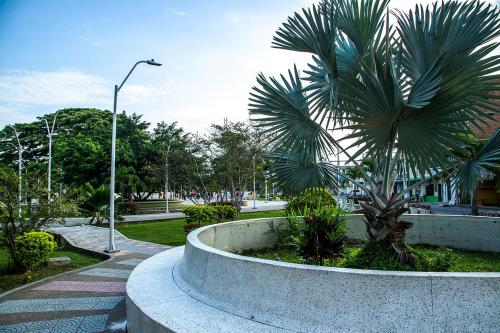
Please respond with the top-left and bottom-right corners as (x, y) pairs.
(249, 0), (500, 264)
(453, 129), (500, 215)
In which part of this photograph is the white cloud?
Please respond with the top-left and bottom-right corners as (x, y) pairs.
(0, 70), (109, 105)
(0, 70), (175, 126)
(175, 11), (187, 16)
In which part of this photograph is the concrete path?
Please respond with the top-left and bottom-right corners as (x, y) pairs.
(62, 201), (287, 226)
(0, 226), (170, 333)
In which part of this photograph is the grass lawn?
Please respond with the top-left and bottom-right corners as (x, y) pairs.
(242, 245), (500, 273)
(0, 247), (103, 292)
(115, 210), (285, 247)
(117, 219), (187, 246)
(135, 201), (185, 209)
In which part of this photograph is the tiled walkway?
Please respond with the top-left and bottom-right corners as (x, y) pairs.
(0, 226), (170, 333)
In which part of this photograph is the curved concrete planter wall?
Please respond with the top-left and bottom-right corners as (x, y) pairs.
(128, 215), (500, 332)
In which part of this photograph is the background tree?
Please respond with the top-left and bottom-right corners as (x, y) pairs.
(201, 120), (269, 207)
(116, 166), (144, 203)
(0, 108), (154, 192)
(148, 121), (202, 200)
(249, 0), (500, 264)
(0, 164), (75, 270)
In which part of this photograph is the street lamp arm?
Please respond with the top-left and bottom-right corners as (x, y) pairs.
(44, 119), (50, 133)
(10, 126), (21, 148)
(51, 113), (58, 132)
(117, 59), (162, 92)
(117, 61), (146, 92)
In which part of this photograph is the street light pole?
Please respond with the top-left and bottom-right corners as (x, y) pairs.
(107, 59), (162, 253)
(264, 176), (268, 203)
(11, 127), (23, 220)
(44, 112), (58, 204)
(252, 155), (256, 209)
(165, 142), (171, 214)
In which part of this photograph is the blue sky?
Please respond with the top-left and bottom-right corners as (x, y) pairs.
(1, 0), (498, 133)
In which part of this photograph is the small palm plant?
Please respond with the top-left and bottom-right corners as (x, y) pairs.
(249, 0), (500, 264)
(79, 183), (122, 225)
(116, 166), (144, 203)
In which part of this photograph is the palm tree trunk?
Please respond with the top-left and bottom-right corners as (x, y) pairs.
(471, 190), (479, 216)
(363, 205), (415, 265)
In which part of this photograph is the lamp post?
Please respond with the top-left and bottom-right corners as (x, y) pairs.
(264, 176), (268, 203)
(11, 127), (23, 220)
(44, 112), (58, 204)
(165, 142), (171, 214)
(107, 59), (162, 253)
(252, 155), (256, 209)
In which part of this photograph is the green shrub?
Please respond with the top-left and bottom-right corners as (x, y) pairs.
(14, 231), (57, 272)
(273, 205), (345, 265)
(212, 205), (237, 221)
(285, 188), (337, 214)
(209, 200), (241, 212)
(182, 205), (238, 233)
(340, 242), (412, 271)
(414, 247), (456, 272)
(182, 206), (216, 225)
(340, 243), (456, 272)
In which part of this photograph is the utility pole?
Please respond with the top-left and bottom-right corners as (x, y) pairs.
(165, 142), (171, 214)
(252, 155), (256, 209)
(264, 176), (268, 203)
(44, 112), (58, 204)
(11, 127), (23, 219)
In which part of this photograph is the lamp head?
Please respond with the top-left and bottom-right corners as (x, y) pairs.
(146, 59), (162, 66)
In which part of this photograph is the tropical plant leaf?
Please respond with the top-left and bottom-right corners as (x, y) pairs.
(266, 151), (339, 195)
(249, 66), (337, 157)
(335, 0), (390, 53)
(453, 130), (500, 198)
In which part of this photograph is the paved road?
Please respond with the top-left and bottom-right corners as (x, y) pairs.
(427, 204), (500, 216)
(0, 226), (170, 333)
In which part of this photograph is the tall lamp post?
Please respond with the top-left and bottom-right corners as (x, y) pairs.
(264, 176), (268, 203)
(107, 59), (162, 253)
(252, 155), (257, 209)
(44, 112), (58, 203)
(11, 127), (23, 220)
(165, 142), (171, 214)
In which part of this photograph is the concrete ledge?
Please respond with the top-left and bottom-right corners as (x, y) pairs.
(126, 246), (287, 333)
(128, 216), (500, 332)
(174, 217), (500, 332)
(345, 214), (500, 252)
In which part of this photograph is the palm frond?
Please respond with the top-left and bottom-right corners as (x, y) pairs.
(249, 66), (337, 157)
(453, 130), (500, 199)
(266, 151), (338, 195)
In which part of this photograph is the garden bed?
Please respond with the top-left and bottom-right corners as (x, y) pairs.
(0, 247), (103, 292)
(169, 217), (499, 332)
(241, 243), (500, 272)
